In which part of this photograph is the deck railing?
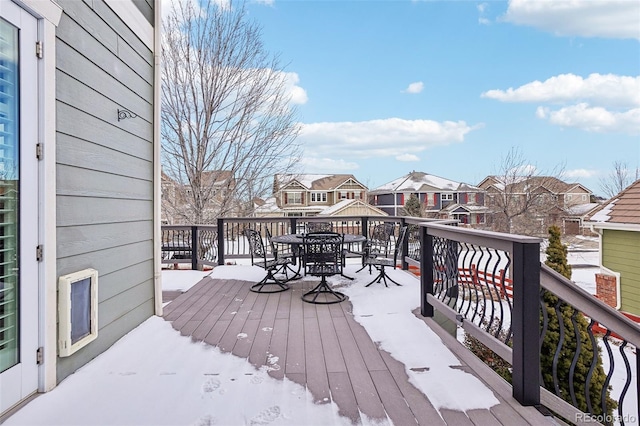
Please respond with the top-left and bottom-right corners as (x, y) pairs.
(161, 217), (638, 425)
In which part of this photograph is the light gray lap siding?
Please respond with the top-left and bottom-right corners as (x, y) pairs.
(55, 0), (155, 382)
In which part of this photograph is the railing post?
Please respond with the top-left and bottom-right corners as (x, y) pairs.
(217, 218), (225, 266)
(361, 216), (368, 238)
(289, 217), (297, 234)
(191, 225), (198, 270)
(421, 225), (434, 317)
(400, 217), (408, 271)
(511, 240), (541, 406)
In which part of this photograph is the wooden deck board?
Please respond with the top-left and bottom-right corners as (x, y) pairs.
(303, 313), (330, 404)
(163, 277), (553, 426)
(327, 371), (361, 424)
(316, 305), (347, 373)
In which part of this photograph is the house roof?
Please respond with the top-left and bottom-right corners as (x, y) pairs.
(441, 203), (490, 214)
(479, 175), (591, 195)
(275, 174), (366, 191)
(370, 171), (481, 194)
(318, 199), (388, 216)
(587, 180), (640, 225)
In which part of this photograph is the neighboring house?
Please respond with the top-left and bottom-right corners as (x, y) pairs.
(259, 174), (373, 217)
(585, 180), (640, 321)
(478, 175), (593, 235)
(0, 0), (160, 417)
(161, 170), (237, 224)
(369, 171), (488, 225)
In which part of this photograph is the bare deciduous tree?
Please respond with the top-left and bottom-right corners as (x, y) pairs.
(484, 147), (565, 235)
(161, 0), (301, 224)
(598, 161), (639, 199)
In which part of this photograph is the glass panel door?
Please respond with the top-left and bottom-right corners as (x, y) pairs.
(0, 15), (19, 375)
(0, 0), (38, 414)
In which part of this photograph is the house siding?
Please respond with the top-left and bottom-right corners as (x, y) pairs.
(55, 0), (155, 381)
(601, 230), (640, 316)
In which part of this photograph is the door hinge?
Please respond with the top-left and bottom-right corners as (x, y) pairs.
(36, 41), (43, 59)
(37, 347), (44, 365)
(36, 143), (43, 160)
(36, 245), (43, 262)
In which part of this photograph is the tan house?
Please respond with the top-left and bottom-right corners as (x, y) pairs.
(478, 175), (593, 235)
(255, 174), (386, 218)
(161, 170), (237, 224)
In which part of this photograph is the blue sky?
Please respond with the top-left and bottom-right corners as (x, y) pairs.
(238, 0), (640, 197)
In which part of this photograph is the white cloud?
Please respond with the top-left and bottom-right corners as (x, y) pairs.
(536, 104), (640, 134)
(299, 118), (480, 159)
(477, 3), (490, 25)
(253, 0), (275, 6)
(502, 0), (640, 40)
(403, 82), (425, 94)
(283, 72), (308, 105)
(482, 74), (640, 108)
(296, 118), (482, 173)
(396, 154), (420, 162)
(565, 168), (599, 179)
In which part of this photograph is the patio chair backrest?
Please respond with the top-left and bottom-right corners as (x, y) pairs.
(302, 232), (344, 277)
(244, 228), (269, 264)
(368, 223), (396, 256)
(307, 221), (333, 233)
(392, 226), (409, 266)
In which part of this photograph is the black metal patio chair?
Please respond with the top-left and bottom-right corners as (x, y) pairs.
(347, 222), (396, 273)
(244, 228), (292, 293)
(362, 225), (408, 287)
(265, 228), (302, 281)
(301, 232), (347, 304)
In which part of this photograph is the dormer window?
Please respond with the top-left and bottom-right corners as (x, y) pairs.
(285, 192), (302, 204)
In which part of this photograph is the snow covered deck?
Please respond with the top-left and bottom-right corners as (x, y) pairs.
(164, 265), (552, 425)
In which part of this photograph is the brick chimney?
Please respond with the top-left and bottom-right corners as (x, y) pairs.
(595, 273), (618, 308)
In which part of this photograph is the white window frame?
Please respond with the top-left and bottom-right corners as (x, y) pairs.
(287, 192), (302, 204)
(311, 192), (326, 203)
(441, 193), (454, 201)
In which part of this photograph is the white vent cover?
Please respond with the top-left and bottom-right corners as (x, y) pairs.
(58, 268), (98, 357)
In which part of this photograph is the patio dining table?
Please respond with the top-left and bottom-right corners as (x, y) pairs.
(270, 233), (367, 280)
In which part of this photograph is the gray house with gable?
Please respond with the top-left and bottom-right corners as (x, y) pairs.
(0, 0), (160, 417)
(370, 171), (488, 225)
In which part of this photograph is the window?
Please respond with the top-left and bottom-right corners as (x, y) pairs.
(441, 193), (454, 201)
(339, 191), (348, 200)
(286, 192), (302, 204)
(582, 194), (587, 201)
(311, 192), (326, 202)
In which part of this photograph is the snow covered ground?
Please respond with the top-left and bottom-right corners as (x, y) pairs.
(5, 264), (500, 426)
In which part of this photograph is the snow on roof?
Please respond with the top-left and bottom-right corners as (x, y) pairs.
(319, 199), (354, 215)
(372, 171), (476, 193)
(277, 174), (331, 189)
(590, 199), (617, 222)
(565, 203), (599, 216)
(253, 197), (280, 213)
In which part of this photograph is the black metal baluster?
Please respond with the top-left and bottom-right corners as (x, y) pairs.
(568, 308), (580, 407)
(617, 341), (631, 426)
(601, 330), (614, 422)
(585, 319), (598, 415)
(552, 300), (564, 397)
(539, 290), (549, 388)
